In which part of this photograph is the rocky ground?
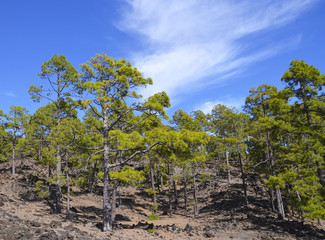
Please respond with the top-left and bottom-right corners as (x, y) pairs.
(1, 160), (325, 240)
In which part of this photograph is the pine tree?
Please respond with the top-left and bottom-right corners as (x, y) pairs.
(76, 54), (170, 231)
(29, 54), (78, 214)
(2, 105), (29, 176)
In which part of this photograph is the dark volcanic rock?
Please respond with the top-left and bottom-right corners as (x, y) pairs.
(0, 205), (95, 240)
(50, 220), (62, 228)
(184, 223), (194, 234)
(38, 230), (58, 240)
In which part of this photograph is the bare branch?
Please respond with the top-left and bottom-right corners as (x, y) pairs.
(109, 141), (162, 168)
(123, 112), (152, 132)
(249, 159), (268, 169)
(71, 127), (103, 150)
(85, 149), (104, 165)
(88, 103), (103, 119)
(107, 107), (134, 132)
(47, 76), (57, 93)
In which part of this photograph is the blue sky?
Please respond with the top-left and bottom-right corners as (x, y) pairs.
(1, 0), (324, 117)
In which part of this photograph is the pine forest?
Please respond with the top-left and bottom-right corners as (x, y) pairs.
(0, 54), (325, 240)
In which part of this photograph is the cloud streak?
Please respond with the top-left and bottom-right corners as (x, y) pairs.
(196, 97), (246, 114)
(118, 0), (315, 99)
(4, 92), (16, 97)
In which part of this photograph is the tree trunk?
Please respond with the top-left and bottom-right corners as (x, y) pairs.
(268, 187), (276, 212)
(12, 143), (15, 176)
(316, 161), (325, 203)
(48, 165), (53, 198)
(118, 185), (122, 208)
(318, 218), (324, 226)
(236, 144), (249, 208)
(183, 167), (188, 210)
(90, 160), (98, 194)
(262, 100), (277, 213)
(268, 133), (285, 219)
(103, 111), (112, 232)
(65, 154), (70, 221)
(172, 166), (178, 210)
(56, 97), (62, 214)
(275, 188), (285, 220)
(112, 185), (117, 222)
(265, 150), (275, 211)
(192, 165), (198, 218)
(149, 155), (157, 207)
(225, 150), (231, 184)
(296, 190), (305, 221)
(168, 163), (172, 216)
(160, 173), (164, 192)
(55, 146), (62, 214)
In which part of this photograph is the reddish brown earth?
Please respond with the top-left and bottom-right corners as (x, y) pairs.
(0, 160), (325, 240)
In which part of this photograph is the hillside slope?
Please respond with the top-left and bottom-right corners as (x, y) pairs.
(0, 161), (325, 240)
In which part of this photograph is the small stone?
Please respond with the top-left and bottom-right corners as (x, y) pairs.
(147, 223), (154, 230)
(84, 222), (93, 228)
(205, 230), (215, 238)
(171, 224), (176, 231)
(184, 223), (193, 233)
(50, 221), (62, 229)
(30, 221), (41, 227)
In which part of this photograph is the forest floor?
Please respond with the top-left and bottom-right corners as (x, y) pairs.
(1, 160), (325, 240)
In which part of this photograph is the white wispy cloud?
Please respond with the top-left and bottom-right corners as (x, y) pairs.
(118, 0), (315, 99)
(196, 97), (246, 114)
(4, 92), (16, 97)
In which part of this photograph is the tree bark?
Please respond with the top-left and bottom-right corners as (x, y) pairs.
(236, 144), (249, 208)
(56, 93), (62, 214)
(12, 143), (15, 176)
(268, 132), (285, 220)
(112, 185), (117, 222)
(55, 146), (62, 214)
(168, 163), (172, 216)
(48, 165), (53, 198)
(183, 167), (188, 210)
(149, 155), (157, 207)
(65, 154), (70, 221)
(318, 218), (323, 226)
(172, 166), (178, 210)
(192, 165), (198, 218)
(268, 187), (276, 212)
(90, 160), (98, 194)
(225, 150), (231, 184)
(160, 173), (164, 192)
(103, 110), (113, 232)
(295, 190), (305, 221)
(149, 158), (158, 217)
(118, 185), (122, 208)
(275, 188), (285, 220)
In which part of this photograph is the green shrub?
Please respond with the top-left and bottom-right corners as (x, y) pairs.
(147, 213), (159, 220)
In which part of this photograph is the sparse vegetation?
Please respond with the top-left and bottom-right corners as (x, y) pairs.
(0, 57), (325, 239)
